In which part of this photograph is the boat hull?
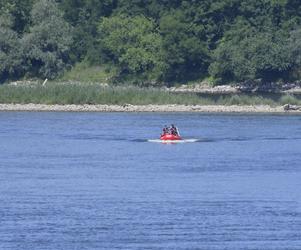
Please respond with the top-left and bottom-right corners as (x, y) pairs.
(160, 134), (182, 141)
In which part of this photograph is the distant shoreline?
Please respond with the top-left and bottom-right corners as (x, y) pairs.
(0, 103), (300, 113)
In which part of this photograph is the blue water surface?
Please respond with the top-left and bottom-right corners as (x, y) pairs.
(0, 112), (301, 250)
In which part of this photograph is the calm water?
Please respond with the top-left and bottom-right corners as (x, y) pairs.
(0, 112), (301, 250)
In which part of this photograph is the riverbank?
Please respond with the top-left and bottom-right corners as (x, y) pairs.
(1, 83), (301, 107)
(169, 83), (301, 94)
(0, 103), (300, 113)
(8, 80), (301, 94)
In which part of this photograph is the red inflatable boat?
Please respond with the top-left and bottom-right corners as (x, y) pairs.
(160, 134), (182, 141)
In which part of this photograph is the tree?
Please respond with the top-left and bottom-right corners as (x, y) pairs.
(98, 15), (167, 83)
(209, 19), (292, 82)
(1, 0), (301, 83)
(59, 0), (116, 62)
(115, 0), (182, 19)
(22, 0), (73, 79)
(287, 27), (301, 79)
(0, 0), (34, 34)
(159, 9), (209, 82)
(0, 12), (23, 82)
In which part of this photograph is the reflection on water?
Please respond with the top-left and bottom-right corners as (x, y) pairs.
(0, 112), (301, 250)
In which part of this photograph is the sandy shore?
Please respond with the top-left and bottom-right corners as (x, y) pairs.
(0, 103), (300, 113)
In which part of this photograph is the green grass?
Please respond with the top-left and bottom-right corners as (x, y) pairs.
(61, 62), (117, 83)
(0, 83), (301, 106)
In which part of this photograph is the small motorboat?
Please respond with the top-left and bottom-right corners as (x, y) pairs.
(160, 133), (182, 141)
(148, 125), (197, 143)
(160, 124), (182, 141)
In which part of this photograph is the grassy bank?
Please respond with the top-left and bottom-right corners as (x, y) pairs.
(0, 83), (301, 106)
(60, 62), (116, 83)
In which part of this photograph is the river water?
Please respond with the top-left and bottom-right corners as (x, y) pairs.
(0, 112), (301, 250)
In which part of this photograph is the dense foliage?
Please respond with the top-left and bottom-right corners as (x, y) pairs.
(1, 0), (301, 84)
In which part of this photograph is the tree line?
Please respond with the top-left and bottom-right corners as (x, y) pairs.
(1, 0), (301, 85)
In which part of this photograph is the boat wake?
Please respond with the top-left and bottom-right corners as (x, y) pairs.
(147, 139), (199, 143)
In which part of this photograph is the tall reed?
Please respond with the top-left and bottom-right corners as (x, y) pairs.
(0, 83), (300, 106)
